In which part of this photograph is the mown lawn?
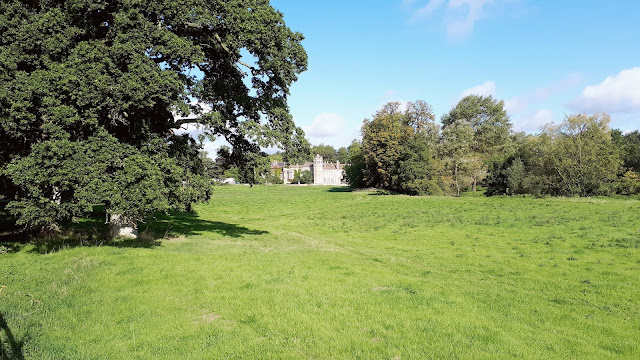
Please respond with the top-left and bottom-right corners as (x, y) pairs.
(1, 186), (639, 359)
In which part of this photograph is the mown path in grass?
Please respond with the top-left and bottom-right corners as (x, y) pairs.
(1, 186), (639, 359)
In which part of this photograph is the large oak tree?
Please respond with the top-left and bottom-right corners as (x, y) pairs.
(0, 0), (307, 234)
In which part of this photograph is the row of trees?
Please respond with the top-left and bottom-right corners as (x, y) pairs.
(344, 96), (640, 197)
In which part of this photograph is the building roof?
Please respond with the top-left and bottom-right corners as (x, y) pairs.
(322, 163), (345, 170)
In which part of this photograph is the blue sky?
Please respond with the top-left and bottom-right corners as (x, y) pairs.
(263, 0), (640, 149)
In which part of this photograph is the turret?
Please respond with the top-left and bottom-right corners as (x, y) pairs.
(313, 154), (323, 185)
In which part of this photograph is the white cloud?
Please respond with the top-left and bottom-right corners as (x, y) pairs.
(570, 67), (640, 114)
(515, 108), (554, 133)
(304, 113), (345, 139)
(459, 80), (496, 100)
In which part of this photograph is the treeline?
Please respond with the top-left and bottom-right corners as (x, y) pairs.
(344, 95), (640, 197)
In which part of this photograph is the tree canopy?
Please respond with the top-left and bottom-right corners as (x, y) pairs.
(0, 0), (307, 233)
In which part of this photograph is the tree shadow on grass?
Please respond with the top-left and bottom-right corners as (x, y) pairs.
(368, 190), (399, 196)
(0, 313), (26, 360)
(1, 207), (268, 254)
(144, 211), (268, 239)
(326, 187), (353, 193)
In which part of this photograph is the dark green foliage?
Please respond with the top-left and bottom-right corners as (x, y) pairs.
(550, 114), (620, 196)
(361, 102), (413, 189)
(616, 171), (640, 195)
(311, 144), (338, 162)
(0, 0), (306, 231)
(441, 95), (512, 160)
(292, 169), (312, 184)
(393, 134), (444, 195)
(216, 146), (270, 184)
(486, 114), (621, 197)
(5, 132), (199, 229)
(223, 166), (241, 182)
(613, 129), (640, 171)
(441, 95), (513, 193)
(505, 157), (526, 195)
(344, 141), (366, 188)
(267, 172), (284, 185)
(283, 127), (312, 165)
(337, 146), (349, 164)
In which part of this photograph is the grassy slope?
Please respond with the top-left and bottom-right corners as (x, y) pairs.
(1, 186), (639, 359)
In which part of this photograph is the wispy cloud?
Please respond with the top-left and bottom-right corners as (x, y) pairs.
(410, 0), (446, 19)
(505, 73), (581, 114)
(447, 0), (494, 38)
(569, 67), (640, 114)
(407, 0), (498, 38)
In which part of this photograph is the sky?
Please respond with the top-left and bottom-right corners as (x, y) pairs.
(198, 0), (640, 155)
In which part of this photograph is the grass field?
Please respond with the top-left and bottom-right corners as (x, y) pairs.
(1, 186), (639, 359)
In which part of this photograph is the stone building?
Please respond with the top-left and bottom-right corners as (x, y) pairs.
(271, 154), (346, 185)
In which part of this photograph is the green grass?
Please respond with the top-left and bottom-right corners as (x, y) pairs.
(1, 186), (639, 359)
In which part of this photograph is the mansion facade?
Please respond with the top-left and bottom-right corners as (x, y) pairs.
(271, 154), (346, 185)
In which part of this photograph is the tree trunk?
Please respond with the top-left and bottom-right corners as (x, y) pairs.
(108, 213), (138, 239)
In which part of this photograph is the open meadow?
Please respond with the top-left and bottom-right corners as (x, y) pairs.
(1, 186), (639, 359)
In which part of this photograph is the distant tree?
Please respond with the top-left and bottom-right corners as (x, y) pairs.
(199, 152), (219, 179)
(311, 144), (337, 163)
(215, 145), (269, 185)
(517, 132), (558, 196)
(504, 157), (526, 194)
(292, 169), (313, 184)
(268, 152), (284, 163)
(441, 95), (513, 157)
(404, 100), (440, 145)
(223, 166), (241, 182)
(214, 146), (234, 176)
(337, 147), (349, 164)
(617, 170), (640, 195)
(268, 169), (284, 184)
(442, 95), (513, 191)
(241, 152), (271, 186)
(440, 120), (475, 196)
(611, 130), (640, 194)
(393, 134), (444, 195)
(488, 115), (621, 197)
(485, 132), (527, 196)
(361, 102), (412, 188)
(344, 140), (367, 188)
(549, 114), (620, 196)
(613, 130), (640, 171)
(283, 128), (312, 165)
(301, 170), (313, 184)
